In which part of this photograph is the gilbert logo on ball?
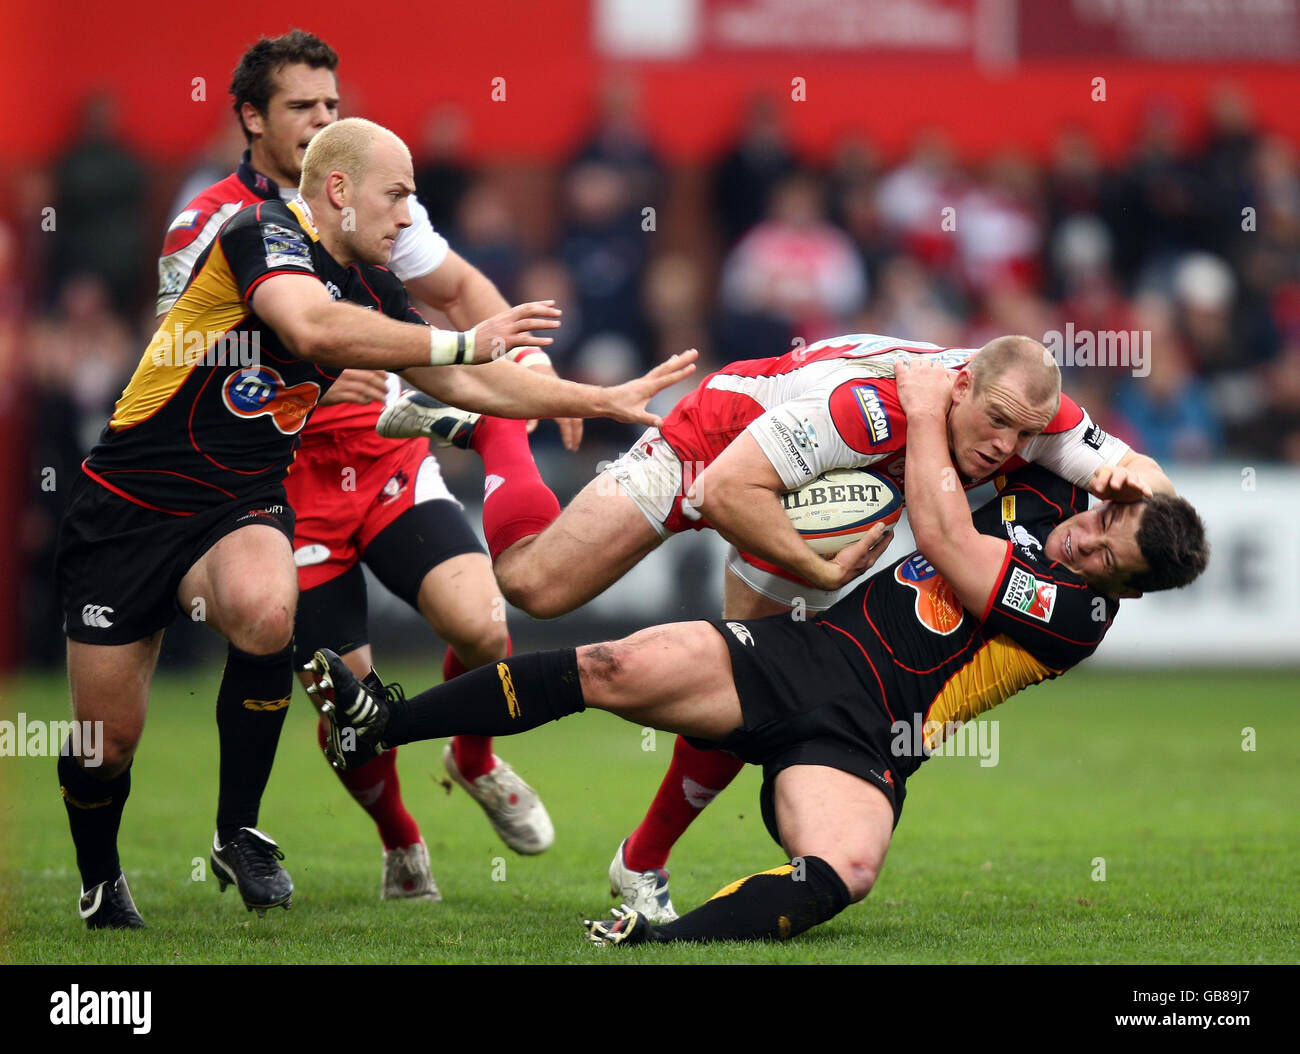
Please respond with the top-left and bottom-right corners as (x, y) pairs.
(783, 468), (903, 555)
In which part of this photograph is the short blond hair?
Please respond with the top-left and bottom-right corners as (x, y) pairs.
(970, 335), (1060, 411)
(299, 117), (410, 197)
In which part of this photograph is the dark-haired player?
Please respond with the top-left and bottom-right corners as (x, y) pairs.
(386, 330), (1177, 919)
(58, 117), (695, 929)
(157, 29), (588, 901)
(309, 357), (1208, 943)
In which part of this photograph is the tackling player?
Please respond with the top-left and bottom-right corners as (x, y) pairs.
(381, 331), (1175, 917)
(309, 357), (1208, 944)
(156, 31), (582, 900)
(58, 117), (696, 928)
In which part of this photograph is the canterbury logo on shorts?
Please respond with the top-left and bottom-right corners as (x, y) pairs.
(81, 604), (115, 629)
(497, 663), (520, 718)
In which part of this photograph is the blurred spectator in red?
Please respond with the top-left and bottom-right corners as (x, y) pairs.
(712, 94), (798, 248)
(718, 172), (866, 355)
(875, 129), (966, 273)
(414, 104), (473, 234)
(956, 151), (1043, 295)
(49, 91), (148, 313)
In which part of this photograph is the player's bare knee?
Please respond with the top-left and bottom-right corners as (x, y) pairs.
(577, 640), (636, 702)
(499, 570), (567, 620)
(228, 600), (295, 655)
(87, 728), (141, 777)
(442, 614), (509, 666)
(834, 856), (880, 902)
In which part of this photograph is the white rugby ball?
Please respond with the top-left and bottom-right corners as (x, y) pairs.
(782, 468), (903, 555)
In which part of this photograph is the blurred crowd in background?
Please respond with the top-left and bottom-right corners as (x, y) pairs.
(6, 77), (1300, 663)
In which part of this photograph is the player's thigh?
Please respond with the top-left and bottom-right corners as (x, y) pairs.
(578, 622), (742, 740)
(494, 471), (664, 617)
(773, 764), (894, 902)
(723, 565), (795, 619)
(178, 523), (298, 653)
(66, 633), (164, 770)
(292, 561), (372, 674)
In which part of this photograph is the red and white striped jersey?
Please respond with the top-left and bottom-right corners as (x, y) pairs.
(659, 333), (1129, 492)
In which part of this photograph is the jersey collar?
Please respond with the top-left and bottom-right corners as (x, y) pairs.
(286, 196), (321, 242)
(236, 150), (285, 201)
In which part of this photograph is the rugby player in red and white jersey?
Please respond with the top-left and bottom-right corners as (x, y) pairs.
(156, 31), (584, 900)
(381, 329), (1175, 918)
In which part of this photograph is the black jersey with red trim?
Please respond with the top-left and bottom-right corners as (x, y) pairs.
(813, 462), (1117, 779)
(86, 197), (424, 515)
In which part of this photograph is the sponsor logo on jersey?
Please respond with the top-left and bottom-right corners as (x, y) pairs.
(168, 209), (200, 232)
(1082, 424), (1109, 451)
(263, 228), (312, 270)
(895, 554), (964, 635)
(852, 386), (891, 445)
(378, 469), (409, 504)
(1001, 566), (1057, 622)
(483, 473), (505, 501)
(792, 418), (820, 452)
(1005, 523), (1043, 557)
(1001, 496), (1016, 522)
(324, 280), (343, 301)
(222, 366), (320, 434)
(81, 604), (115, 629)
(769, 421), (812, 476)
(725, 621), (754, 646)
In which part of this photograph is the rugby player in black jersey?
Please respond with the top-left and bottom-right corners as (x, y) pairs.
(55, 117), (696, 929)
(309, 357), (1207, 944)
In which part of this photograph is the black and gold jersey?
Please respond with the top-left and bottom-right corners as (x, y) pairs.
(85, 197), (422, 515)
(814, 463), (1117, 777)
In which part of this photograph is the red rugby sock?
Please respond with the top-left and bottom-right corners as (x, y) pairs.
(471, 417), (561, 560)
(317, 719), (420, 850)
(624, 736), (746, 871)
(444, 641), (512, 782)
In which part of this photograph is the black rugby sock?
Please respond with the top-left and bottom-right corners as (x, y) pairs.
(648, 855), (851, 943)
(383, 649), (584, 745)
(59, 746), (131, 890)
(215, 643), (293, 842)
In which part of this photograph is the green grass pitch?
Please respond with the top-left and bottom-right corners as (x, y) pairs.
(1, 665), (1296, 964)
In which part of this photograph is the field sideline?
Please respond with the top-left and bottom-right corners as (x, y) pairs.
(1, 666), (1296, 965)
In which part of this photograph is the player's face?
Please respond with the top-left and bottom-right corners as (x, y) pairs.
(342, 139), (415, 266)
(1045, 499), (1149, 597)
(946, 369), (1055, 480)
(248, 63), (340, 187)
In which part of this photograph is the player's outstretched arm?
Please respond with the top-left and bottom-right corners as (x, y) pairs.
(401, 350), (698, 425)
(406, 251), (585, 449)
(894, 359), (1008, 613)
(689, 433), (895, 592)
(250, 273), (560, 369)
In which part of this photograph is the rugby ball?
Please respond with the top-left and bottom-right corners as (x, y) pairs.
(782, 468), (903, 555)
